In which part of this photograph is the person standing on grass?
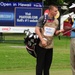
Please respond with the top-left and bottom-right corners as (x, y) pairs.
(35, 5), (64, 75)
(70, 19), (75, 75)
(64, 18), (75, 75)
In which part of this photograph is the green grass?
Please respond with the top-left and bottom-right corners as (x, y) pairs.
(0, 43), (36, 71)
(0, 34), (71, 72)
(0, 69), (72, 75)
(52, 36), (71, 69)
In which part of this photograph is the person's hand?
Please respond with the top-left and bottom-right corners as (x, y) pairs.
(59, 29), (64, 33)
(55, 29), (64, 35)
(41, 38), (47, 47)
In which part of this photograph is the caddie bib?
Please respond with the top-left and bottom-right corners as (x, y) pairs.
(39, 19), (58, 49)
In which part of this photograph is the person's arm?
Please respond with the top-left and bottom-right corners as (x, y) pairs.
(35, 16), (44, 42)
(35, 16), (47, 47)
(55, 29), (64, 35)
(54, 19), (64, 35)
(35, 26), (43, 42)
(35, 26), (47, 47)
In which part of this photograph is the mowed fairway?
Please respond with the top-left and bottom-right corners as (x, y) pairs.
(0, 34), (72, 75)
(0, 69), (72, 75)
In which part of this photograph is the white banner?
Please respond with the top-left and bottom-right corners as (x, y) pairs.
(0, 26), (35, 33)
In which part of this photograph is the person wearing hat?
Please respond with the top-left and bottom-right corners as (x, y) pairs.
(65, 3), (75, 75)
(70, 19), (75, 75)
(63, 16), (75, 75)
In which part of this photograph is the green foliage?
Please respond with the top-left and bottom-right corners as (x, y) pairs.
(57, 0), (64, 5)
(44, 0), (64, 6)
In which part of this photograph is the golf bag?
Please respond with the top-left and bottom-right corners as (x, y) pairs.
(24, 29), (39, 58)
(24, 15), (48, 58)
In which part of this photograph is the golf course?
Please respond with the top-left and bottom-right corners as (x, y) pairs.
(0, 34), (72, 75)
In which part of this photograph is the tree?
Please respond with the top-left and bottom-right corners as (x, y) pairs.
(44, 0), (64, 6)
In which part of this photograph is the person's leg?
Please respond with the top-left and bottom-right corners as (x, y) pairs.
(44, 48), (53, 75)
(35, 45), (47, 75)
(70, 38), (75, 75)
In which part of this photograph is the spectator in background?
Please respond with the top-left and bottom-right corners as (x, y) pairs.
(63, 17), (75, 75)
(63, 15), (73, 36)
(70, 18), (75, 75)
